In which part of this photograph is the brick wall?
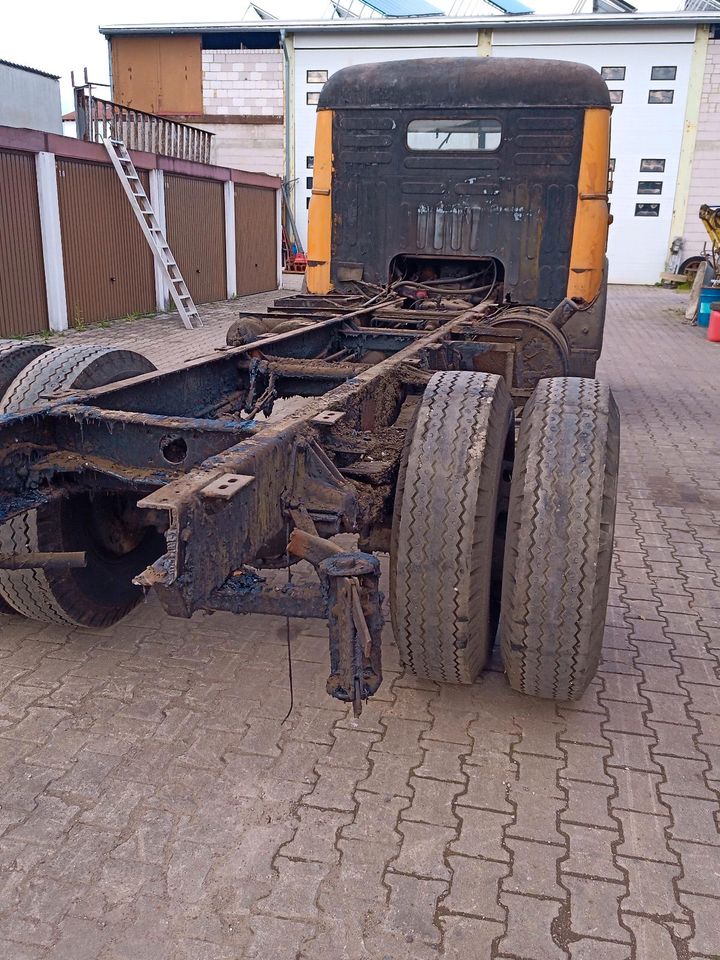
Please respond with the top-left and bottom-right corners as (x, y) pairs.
(682, 38), (720, 256)
(202, 49), (284, 117)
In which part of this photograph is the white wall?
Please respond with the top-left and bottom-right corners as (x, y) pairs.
(493, 25), (696, 284)
(293, 28), (479, 243)
(682, 37), (720, 259)
(290, 23), (699, 285)
(0, 64), (62, 135)
(195, 120), (284, 176)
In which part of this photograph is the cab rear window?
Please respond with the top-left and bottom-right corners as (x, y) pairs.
(406, 118), (502, 152)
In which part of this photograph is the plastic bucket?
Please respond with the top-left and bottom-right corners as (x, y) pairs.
(698, 286), (719, 328)
(708, 302), (720, 343)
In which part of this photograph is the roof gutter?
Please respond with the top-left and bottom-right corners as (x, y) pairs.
(98, 12), (720, 36)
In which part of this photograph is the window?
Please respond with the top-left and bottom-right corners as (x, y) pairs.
(407, 118), (502, 151)
(306, 197), (311, 209)
(306, 176), (313, 190)
(306, 92), (320, 106)
(609, 158), (616, 172)
(640, 158), (665, 173)
(307, 69), (328, 84)
(651, 66), (676, 80)
(649, 90), (674, 104)
(608, 90), (623, 104)
(635, 203), (660, 217)
(306, 156), (314, 169)
(638, 181), (663, 195)
(601, 66), (626, 80)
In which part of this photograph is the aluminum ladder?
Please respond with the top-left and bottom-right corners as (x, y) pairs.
(103, 138), (203, 330)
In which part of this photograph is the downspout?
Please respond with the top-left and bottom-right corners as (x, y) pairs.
(280, 29), (292, 240)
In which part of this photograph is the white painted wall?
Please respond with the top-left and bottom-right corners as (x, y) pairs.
(290, 23), (698, 285)
(493, 25), (696, 284)
(0, 63), (62, 135)
(682, 37), (720, 259)
(195, 120), (284, 176)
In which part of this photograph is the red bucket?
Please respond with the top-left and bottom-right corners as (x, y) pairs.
(708, 302), (720, 343)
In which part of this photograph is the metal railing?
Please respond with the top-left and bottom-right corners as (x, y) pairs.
(74, 87), (213, 165)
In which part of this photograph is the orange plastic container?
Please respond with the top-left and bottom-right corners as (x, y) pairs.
(708, 302), (720, 343)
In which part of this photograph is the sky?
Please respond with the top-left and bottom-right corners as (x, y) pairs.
(3, 0), (681, 114)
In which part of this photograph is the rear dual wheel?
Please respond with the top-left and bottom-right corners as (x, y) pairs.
(0, 344), (163, 626)
(390, 373), (619, 700)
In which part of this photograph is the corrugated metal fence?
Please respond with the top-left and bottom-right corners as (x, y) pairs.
(0, 128), (280, 336)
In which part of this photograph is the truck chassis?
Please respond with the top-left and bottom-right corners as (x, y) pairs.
(0, 292), (619, 714)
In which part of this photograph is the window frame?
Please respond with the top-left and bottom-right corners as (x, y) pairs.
(648, 90), (674, 105)
(635, 202), (661, 217)
(640, 158), (666, 173)
(405, 116), (503, 153)
(650, 66), (677, 81)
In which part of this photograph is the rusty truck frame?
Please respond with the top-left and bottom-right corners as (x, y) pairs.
(0, 57), (619, 714)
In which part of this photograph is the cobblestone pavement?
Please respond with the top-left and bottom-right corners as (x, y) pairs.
(21, 291), (280, 370)
(1, 284), (719, 959)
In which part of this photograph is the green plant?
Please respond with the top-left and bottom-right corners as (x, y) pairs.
(72, 303), (85, 329)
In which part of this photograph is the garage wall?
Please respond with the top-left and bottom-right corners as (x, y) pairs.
(0, 126), (281, 336)
(0, 150), (48, 336)
(165, 174), (226, 304)
(57, 159), (155, 326)
(235, 183), (278, 295)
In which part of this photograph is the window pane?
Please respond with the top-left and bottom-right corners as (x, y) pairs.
(640, 158), (665, 172)
(608, 90), (623, 104)
(307, 70), (328, 83)
(635, 203), (660, 217)
(651, 66), (676, 80)
(307, 92), (320, 106)
(407, 118), (502, 152)
(609, 158), (616, 172)
(638, 181), (663, 195)
(601, 66), (625, 80)
(306, 176), (313, 190)
(649, 90), (674, 104)
(306, 156), (314, 169)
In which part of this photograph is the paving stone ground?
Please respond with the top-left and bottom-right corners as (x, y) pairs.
(1, 284), (719, 959)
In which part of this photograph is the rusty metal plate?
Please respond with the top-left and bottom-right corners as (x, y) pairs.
(200, 473), (254, 500)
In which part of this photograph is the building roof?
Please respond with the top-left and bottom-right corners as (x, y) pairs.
(361, 0), (444, 14)
(0, 59), (60, 81)
(319, 56), (610, 108)
(99, 10), (720, 34)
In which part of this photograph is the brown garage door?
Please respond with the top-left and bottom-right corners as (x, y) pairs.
(165, 175), (226, 304)
(56, 159), (155, 326)
(0, 150), (48, 336)
(235, 184), (277, 296)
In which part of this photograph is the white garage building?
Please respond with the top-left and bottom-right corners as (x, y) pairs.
(102, 12), (720, 284)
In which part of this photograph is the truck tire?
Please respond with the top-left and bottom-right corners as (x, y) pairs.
(500, 377), (620, 700)
(390, 371), (514, 683)
(0, 340), (51, 399)
(0, 345), (162, 626)
(0, 343), (155, 412)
